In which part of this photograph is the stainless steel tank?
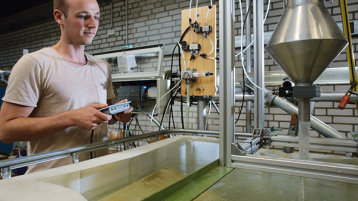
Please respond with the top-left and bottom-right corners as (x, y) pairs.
(266, 0), (347, 85)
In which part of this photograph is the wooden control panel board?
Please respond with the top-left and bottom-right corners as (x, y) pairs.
(181, 5), (216, 96)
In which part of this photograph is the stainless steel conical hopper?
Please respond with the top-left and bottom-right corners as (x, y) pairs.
(265, 0), (348, 160)
(266, 0), (347, 85)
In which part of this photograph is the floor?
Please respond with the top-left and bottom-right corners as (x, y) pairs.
(195, 168), (358, 201)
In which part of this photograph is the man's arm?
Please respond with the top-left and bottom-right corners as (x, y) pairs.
(0, 102), (111, 143)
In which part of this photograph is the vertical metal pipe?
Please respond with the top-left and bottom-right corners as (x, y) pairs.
(298, 98), (311, 160)
(245, 0), (253, 133)
(219, 0), (235, 166)
(253, 0), (265, 129)
(197, 97), (207, 130)
(186, 80), (190, 128)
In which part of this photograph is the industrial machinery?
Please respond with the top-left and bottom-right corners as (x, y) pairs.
(265, 0), (348, 159)
(0, 1), (358, 200)
(95, 45), (169, 114)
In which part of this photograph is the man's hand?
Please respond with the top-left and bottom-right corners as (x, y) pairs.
(68, 103), (111, 130)
(113, 99), (133, 123)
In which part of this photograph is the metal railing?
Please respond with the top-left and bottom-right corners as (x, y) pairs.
(0, 129), (221, 179)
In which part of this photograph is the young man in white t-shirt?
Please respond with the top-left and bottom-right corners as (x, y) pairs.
(0, 0), (132, 173)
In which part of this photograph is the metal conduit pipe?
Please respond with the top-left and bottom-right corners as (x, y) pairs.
(265, 91), (346, 139)
(232, 93), (358, 102)
(175, 92), (358, 102)
(312, 93), (358, 102)
(216, 92), (348, 139)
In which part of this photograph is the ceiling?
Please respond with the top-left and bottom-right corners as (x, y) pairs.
(0, 0), (53, 35)
(0, 0), (111, 35)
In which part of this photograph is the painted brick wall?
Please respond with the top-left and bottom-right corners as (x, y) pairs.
(0, 0), (357, 137)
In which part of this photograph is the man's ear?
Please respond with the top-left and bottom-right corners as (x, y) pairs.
(53, 9), (65, 25)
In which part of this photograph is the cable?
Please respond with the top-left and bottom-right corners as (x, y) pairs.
(171, 96), (177, 129)
(235, 0), (270, 56)
(178, 47), (185, 129)
(238, 0), (263, 90)
(234, 0), (259, 124)
(189, 0), (193, 23)
(234, 0), (271, 124)
(235, 40), (254, 57)
(171, 105), (175, 128)
(208, 38), (214, 56)
(235, 68), (246, 124)
(90, 130), (94, 159)
(168, 87), (181, 129)
(195, 0), (199, 22)
(178, 42), (187, 70)
(178, 25), (191, 129)
(159, 85), (181, 130)
(150, 81), (181, 130)
(243, 0), (253, 30)
(205, 8), (211, 22)
(168, 42), (179, 129)
(263, 0), (271, 24)
(235, 0), (270, 58)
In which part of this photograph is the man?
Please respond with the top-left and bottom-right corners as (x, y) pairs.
(0, 0), (132, 173)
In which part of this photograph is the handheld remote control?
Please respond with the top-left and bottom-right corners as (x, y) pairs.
(99, 101), (131, 115)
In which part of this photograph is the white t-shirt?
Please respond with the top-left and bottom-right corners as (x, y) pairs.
(3, 47), (115, 173)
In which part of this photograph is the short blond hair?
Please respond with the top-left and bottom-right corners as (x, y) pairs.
(53, 0), (68, 16)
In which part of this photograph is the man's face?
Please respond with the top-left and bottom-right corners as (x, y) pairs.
(62, 0), (100, 45)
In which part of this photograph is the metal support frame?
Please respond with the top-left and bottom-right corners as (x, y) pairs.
(245, 0), (253, 133)
(253, 0), (265, 129)
(269, 135), (358, 153)
(232, 137), (261, 155)
(219, 0), (358, 188)
(0, 128), (356, 182)
(231, 155), (358, 184)
(219, 0), (235, 167)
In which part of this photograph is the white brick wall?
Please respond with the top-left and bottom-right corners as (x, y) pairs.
(0, 0), (357, 136)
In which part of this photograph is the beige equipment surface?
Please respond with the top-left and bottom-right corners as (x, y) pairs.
(0, 136), (219, 201)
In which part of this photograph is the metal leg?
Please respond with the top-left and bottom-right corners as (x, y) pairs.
(72, 152), (80, 163)
(298, 98), (310, 160)
(197, 97), (207, 130)
(245, 0), (253, 133)
(1, 167), (11, 179)
(219, 0), (235, 167)
(253, 0), (265, 129)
